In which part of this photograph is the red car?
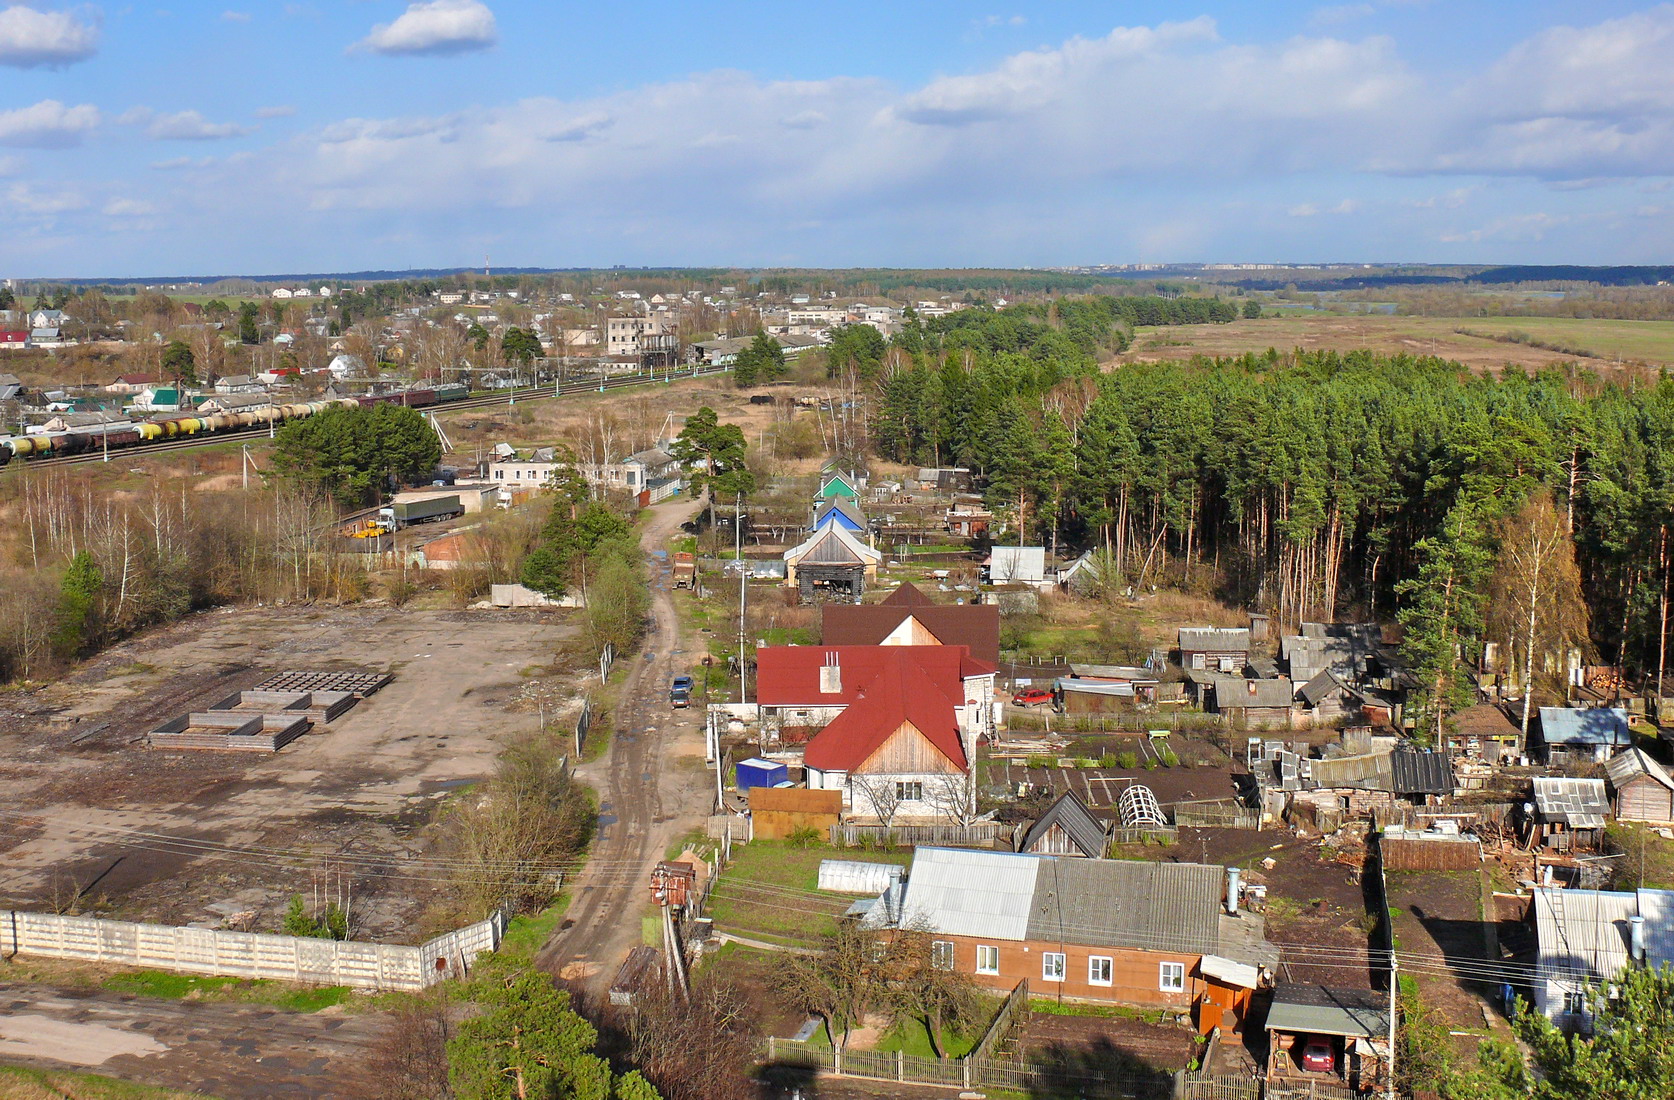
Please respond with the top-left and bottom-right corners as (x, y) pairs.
(1300, 1039), (1335, 1073)
(1011, 688), (1054, 707)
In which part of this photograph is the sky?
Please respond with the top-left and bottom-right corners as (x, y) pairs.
(1, 1), (1673, 277)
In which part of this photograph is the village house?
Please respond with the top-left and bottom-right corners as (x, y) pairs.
(1211, 677), (1295, 728)
(985, 546), (1047, 586)
(820, 581), (1001, 665)
(860, 847), (1275, 1030)
(580, 447), (682, 502)
(1533, 886), (1674, 1026)
(1016, 791), (1109, 858)
(0, 372), (23, 399)
(782, 519), (882, 600)
(1530, 776), (1610, 852)
(214, 374), (265, 395)
(105, 373), (159, 395)
(1538, 706), (1631, 764)
(753, 643), (996, 762)
(1607, 747), (1674, 825)
(1180, 627), (1251, 672)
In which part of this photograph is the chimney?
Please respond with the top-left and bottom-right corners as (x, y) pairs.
(1225, 866), (1242, 916)
(1632, 914), (1647, 963)
(819, 651), (842, 695)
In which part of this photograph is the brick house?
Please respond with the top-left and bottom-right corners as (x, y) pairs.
(861, 847), (1275, 1031)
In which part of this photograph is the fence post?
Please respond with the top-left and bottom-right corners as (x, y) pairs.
(767, 1037), (775, 1062)
(962, 1056), (972, 1089)
(833, 1045), (842, 1076)
(897, 1050), (905, 1081)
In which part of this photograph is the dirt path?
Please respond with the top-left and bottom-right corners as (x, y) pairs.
(0, 984), (385, 1098)
(537, 497), (712, 996)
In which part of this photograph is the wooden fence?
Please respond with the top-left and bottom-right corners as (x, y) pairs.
(1181, 1076), (1263, 1100)
(828, 821), (1013, 848)
(969, 978), (1030, 1061)
(1265, 1079), (1360, 1100)
(1173, 798), (1261, 830)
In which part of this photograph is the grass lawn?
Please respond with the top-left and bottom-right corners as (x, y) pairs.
(875, 1013), (983, 1059)
(0, 1066), (199, 1100)
(98, 969), (350, 1013)
(498, 893), (572, 962)
(1605, 822), (1674, 890)
(707, 840), (910, 947)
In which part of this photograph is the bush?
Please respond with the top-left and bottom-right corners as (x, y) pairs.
(1161, 750), (1180, 768)
(786, 826), (822, 848)
(1099, 753), (1119, 768)
(1118, 752), (1139, 769)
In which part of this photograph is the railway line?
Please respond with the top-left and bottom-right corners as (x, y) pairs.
(15, 363), (733, 471)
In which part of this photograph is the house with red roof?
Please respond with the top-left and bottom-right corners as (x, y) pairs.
(754, 645), (997, 823)
(821, 581), (1000, 665)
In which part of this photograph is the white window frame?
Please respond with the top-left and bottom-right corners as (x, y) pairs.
(931, 940), (955, 971)
(1089, 956), (1113, 987)
(896, 780), (924, 802)
(1563, 990), (1588, 1017)
(1042, 952), (1066, 983)
(1159, 961), (1186, 993)
(975, 945), (1000, 976)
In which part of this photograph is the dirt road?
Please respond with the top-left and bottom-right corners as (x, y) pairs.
(537, 497), (713, 996)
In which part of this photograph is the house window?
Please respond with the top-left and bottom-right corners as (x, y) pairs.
(1159, 962), (1186, 993)
(1042, 953), (1066, 982)
(896, 781), (923, 802)
(1563, 990), (1588, 1017)
(975, 945), (1000, 975)
(1089, 956), (1113, 986)
(931, 941), (955, 971)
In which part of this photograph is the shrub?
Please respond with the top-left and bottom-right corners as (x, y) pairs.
(786, 826), (822, 848)
(1161, 750), (1180, 768)
(1118, 752), (1139, 769)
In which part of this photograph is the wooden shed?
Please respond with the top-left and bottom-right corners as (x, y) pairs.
(1017, 791), (1109, 858)
(748, 786), (842, 840)
(1606, 747), (1674, 825)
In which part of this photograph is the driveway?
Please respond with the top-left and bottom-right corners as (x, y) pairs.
(536, 497), (715, 996)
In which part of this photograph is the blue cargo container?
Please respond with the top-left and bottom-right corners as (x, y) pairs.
(735, 757), (788, 792)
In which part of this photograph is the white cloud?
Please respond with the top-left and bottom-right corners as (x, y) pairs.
(123, 107), (255, 140)
(221, 10), (250, 22)
(0, 99), (99, 147)
(357, 0), (496, 57)
(0, 3), (98, 67)
(5, 181), (87, 214)
(1288, 203), (1319, 217)
(255, 105), (296, 119)
(103, 197), (156, 216)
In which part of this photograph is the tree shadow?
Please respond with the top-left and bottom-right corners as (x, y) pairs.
(1020, 1037), (1176, 1100)
(756, 1061), (822, 1098)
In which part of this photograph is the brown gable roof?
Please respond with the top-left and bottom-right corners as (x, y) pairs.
(821, 585), (1000, 665)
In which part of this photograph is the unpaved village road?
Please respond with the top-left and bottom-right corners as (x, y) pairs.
(537, 497), (714, 996)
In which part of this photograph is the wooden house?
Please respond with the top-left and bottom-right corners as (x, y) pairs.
(1606, 747), (1674, 825)
(1017, 791), (1109, 858)
(1531, 777), (1610, 852)
(1179, 627), (1250, 673)
(1212, 677), (1295, 729)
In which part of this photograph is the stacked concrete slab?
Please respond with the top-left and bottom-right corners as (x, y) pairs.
(148, 668), (388, 752)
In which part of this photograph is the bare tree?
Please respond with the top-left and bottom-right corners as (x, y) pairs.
(358, 987), (453, 1099)
(850, 775), (904, 827)
(613, 977), (760, 1100)
(923, 773), (978, 827)
(1489, 489), (1591, 749)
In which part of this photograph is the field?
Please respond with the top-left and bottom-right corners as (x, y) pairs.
(1117, 313), (1674, 373)
(0, 603), (581, 940)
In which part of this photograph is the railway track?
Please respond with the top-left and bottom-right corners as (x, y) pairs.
(18, 363), (734, 470)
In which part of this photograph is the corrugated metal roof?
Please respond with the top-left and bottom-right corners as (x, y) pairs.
(1606, 747), (1674, 794)
(894, 848), (1041, 940)
(1390, 746), (1455, 795)
(1266, 984), (1389, 1038)
(1534, 777), (1610, 827)
(1540, 706), (1631, 746)
(1180, 627), (1250, 651)
(1025, 859), (1223, 955)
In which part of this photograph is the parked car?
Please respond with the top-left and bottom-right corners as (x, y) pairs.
(1300, 1039), (1335, 1073)
(672, 676), (695, 693)
(670, 675), (695, 708)
(1011, 687), (1054, 707)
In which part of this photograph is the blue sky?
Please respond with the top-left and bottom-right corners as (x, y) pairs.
(1, 1), (1672, 277)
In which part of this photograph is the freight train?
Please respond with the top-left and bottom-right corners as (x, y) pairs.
(0, 383), (470, 468)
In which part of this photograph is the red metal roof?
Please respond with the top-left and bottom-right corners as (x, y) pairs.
(802, 650), (967, 773)
(755, 644), (987, 706)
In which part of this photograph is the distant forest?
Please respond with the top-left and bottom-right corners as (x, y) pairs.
(832, 299), (1674, 732)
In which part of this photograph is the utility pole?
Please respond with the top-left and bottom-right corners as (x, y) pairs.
(737, 490), (747, 704)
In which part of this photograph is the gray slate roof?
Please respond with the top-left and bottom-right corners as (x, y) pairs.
(1017, 791), (1108, 858)
(1214, 677), (1294, 710)
(1180, 627), (1249, 652)
(1606, 747), (1674, 793)
(886, 847), (1249, 960)
(1534, 776), (1610, 828)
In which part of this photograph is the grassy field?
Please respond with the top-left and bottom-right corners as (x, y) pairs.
(707, 840), (911, 947)
(1118, 313), (1674, 371)
(98, 969), (351, 1013)
(0, 1067), (198, 1100)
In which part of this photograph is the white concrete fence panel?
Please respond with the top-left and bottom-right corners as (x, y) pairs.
(0, 908), (508, 991)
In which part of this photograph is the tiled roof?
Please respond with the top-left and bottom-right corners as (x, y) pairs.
(821, 584), (1001, 664)
(756, 645), (980, 706)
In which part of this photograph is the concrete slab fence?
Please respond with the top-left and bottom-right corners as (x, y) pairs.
(0, 908), (507, 991)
